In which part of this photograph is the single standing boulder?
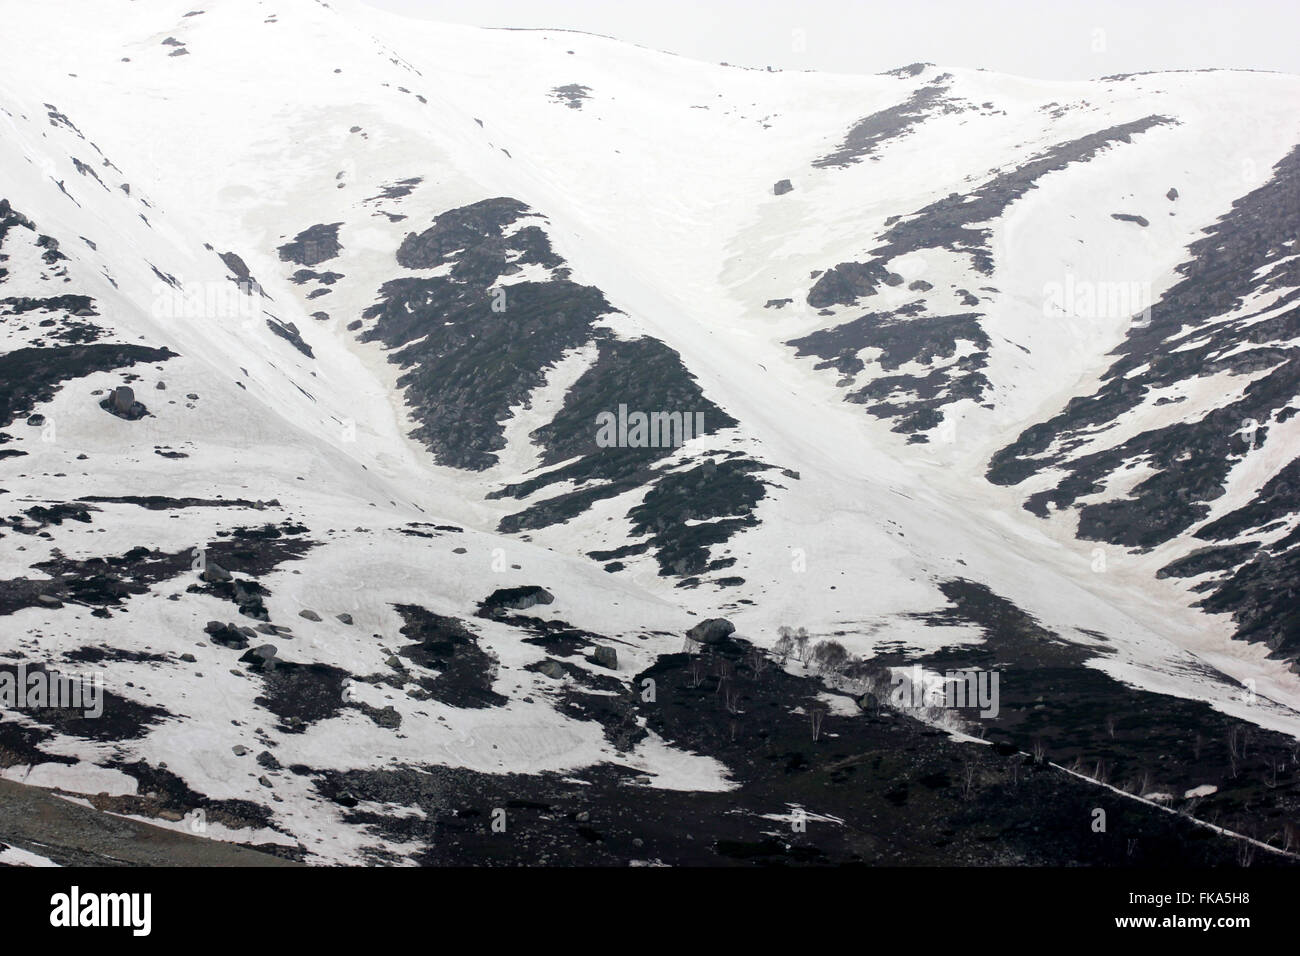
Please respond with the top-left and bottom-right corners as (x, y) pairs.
(101, 385), (148, 420)
(537, 659), (566, 680)
(200, 562), (232, 583)
(483, 585), (555, 613)
(686, 618), (735, 644)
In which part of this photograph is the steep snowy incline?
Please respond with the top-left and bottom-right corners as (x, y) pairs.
(0, 0), (1299, 864)
(3, 0), (1299, 715)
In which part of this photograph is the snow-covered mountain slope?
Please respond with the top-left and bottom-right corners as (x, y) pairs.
(0, 0), (1298, 864)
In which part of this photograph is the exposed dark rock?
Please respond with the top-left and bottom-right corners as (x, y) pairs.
(1111, 212), (1150, 227)
(218, 251), (261, 292)
(290, 269), (344, 286)
(100, 384), (149, 420)
(277, 223), (343, 267)
(814, 83), (959, 169)
(988, 144), (1300, 660)
(266, 318), (314, 358)
(200, 562), (232, 584)
(626, 458), (772, 576)
(365, 177), (421, 201)
(686, 618), (735, 644)
(0, 343), (174, 428)
(206, 620), (251, 649)
(361, 198), (603, 471)
(793, 116), (1171, 437)
(491, 335), (740, 533)
(394, 605), (507, 708)
(537, 659), (566, 680)
(550, 84), (591, 109)
(483, 586), (554, 612)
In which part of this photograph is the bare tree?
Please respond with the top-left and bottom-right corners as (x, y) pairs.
(1032, 739), (1047, 766)
(809, 705), (827, 742)
(810, 640), (849, 675)
(1138, 768), (1152, 797)
(1265, 758), (1281, 789)
(714, 658), (733, 691)
(793, 627), (810, 664)
(1228, 726), (1243, 759)
(688, 658), (706, 689)
(1227, 726), (1244, 778)
(962, 762), (977, 799)
(1236, 837), (1257, 868)
(1105, 715), (1116, 739)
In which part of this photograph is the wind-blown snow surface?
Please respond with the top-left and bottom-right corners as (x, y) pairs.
(0, 0), (1298, 863)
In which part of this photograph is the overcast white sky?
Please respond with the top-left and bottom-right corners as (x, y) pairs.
(360, 0), (1300, 80)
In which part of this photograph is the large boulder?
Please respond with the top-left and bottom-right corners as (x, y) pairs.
(205, 620), (252, 649)
(686, 618), (735, 644)
(239, 644), (281, 670)
(112, 386), (135, 414)
(537, 659), (566, 680)
(200, 562), (232, 583)
(101, 385), (148, 420)
(483, 585), (555, 613)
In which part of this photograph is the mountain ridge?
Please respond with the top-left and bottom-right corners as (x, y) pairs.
(0, 0), (1297, 864)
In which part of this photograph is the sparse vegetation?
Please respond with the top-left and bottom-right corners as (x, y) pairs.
(810, 639), (849, 675)
(809, 704), (827, 742)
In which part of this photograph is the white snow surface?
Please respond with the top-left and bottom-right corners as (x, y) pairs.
(0, 0), (1297, 863)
